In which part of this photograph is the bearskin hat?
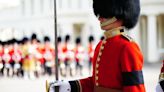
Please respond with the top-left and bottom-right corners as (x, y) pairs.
(65, 34), (70, 42)
(100, 36), (104, 40)
(22, 37), (29, 44)
(31, 33), (37, 40)
(93, 0), (140, 29)
(11, 38), (17, 44)
(57, 36), (62, 42)
(89, 35), (94, 42)
(75, 37), (81, 44)
(44, 36), (50, 42)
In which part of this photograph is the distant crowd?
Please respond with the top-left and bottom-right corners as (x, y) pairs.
(0, 33), (102, 79)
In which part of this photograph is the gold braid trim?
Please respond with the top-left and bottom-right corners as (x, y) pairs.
(159, 73), (164, 81)
(46, 80), (50, 92)
(76, 80), (82, 92)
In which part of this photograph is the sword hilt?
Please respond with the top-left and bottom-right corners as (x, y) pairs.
(54, 86), (59, 92)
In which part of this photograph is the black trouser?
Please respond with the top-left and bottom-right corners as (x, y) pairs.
(76, 62), (83, 75)
(64, 61), (73, 77)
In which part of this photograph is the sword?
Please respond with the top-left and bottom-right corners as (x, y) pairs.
(46, 0), (59, 92)
(54, 0), (59, 92)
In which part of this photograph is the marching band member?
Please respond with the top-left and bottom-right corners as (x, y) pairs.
(57, 36), (65, 77)
(12, 39), (22, 77)
(74, 37), (85, 76)
(0, 41), (4, 76)
(2, 41), (12, 77)
(62, 35), (75, 77)
(88, 35), (95, 75)
(43, 36), (55, 76)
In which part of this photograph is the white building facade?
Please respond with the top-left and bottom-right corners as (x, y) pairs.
(0, 0), (164, 63)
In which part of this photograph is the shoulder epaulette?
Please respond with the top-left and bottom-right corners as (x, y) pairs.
(159, 73), (164, 81)
(121, 33), (133, 42)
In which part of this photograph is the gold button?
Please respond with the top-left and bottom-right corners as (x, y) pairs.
(95, 76), (98, 80)
(103, 40), (107, 44)
(95, 70), (99, 74)
(96, 64), (99, 68)
(99, 52), (102, 56)
(97, 57), (100, 62)
(101, 46), (104, 50)
(96, 82), (99, 86)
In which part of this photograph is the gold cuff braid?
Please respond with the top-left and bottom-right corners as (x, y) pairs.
(159, 73), (164, 81)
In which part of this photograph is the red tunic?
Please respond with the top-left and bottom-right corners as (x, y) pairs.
(79, 34), (146, 92)
(159, 60), (164, 89)
(88, 44), (95, 63)
(160, 60), (164, 73)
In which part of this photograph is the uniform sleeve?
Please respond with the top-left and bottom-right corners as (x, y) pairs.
(158, 61), (164, 91)
(68, 77), (94, 92)
(120, 42), (146, 92)
(68, 42), (102, 92)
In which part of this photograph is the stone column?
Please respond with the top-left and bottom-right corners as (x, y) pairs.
(24, 0), (30, 16)
(147, 15), (158, 63)
(128, 22), (141, 46)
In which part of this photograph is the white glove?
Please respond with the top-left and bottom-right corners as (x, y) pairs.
(48, 80), (71, 92)
(156, 83), (163, 92)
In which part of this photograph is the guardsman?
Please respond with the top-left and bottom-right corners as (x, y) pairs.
(88, 35), (95, 75)
(28, 33), (39, 79)
(0, 41), (4, 76)
(21, 37), (31, 79)
(12, 39), (22, 77)
(156, 60), (164, 92)
(2, 40), (12, 77)
(47, 0), (146, 92)
(43, 36), (55, 76)
(62, 35), (75, 77)
(57, 36), (65, 77)
(35, 39), (44, 78)
(74, 37), (85, 76)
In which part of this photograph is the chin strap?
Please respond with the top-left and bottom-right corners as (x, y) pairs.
(100, 17), (117, 27)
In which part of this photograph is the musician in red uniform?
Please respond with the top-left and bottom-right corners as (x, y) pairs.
(57, 36), (65, 77)
(156, 60), (164, 92)
(43, 36), (55, 76)
(88, 35), (95, 75)
(47, 0), (146, 92)
(74, 37), (85, 76)
(62, 35), (75, 77)
(12, 39), (22, 77)
(0, 41), (4, 76)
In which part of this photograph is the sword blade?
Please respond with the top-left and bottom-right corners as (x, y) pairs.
(54, 0), (59, 81)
